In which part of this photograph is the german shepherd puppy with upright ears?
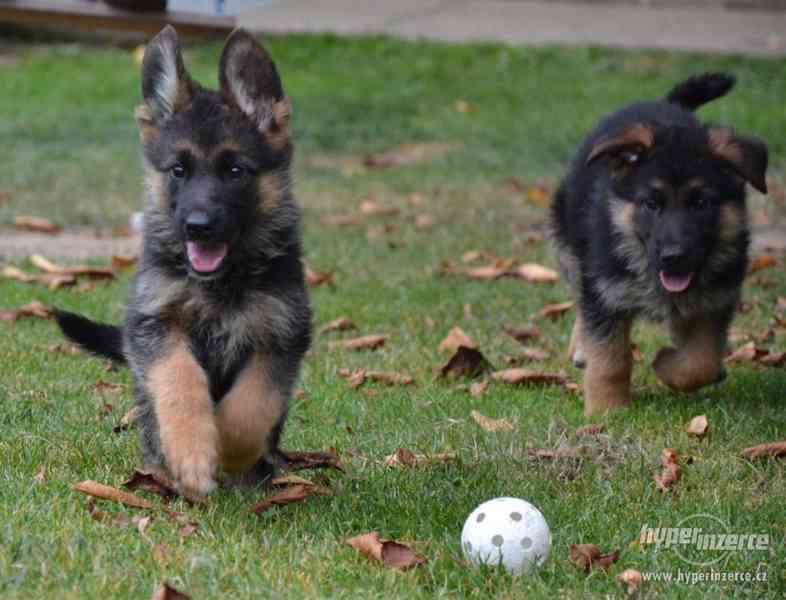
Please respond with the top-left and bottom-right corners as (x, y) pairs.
(56, 26), (311, 497)
(551, 73), (768, 417)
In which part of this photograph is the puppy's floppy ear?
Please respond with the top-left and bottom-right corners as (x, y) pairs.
(219, 29), (290, 134)
(139, 25), (194, 124)
(708, 128), (768, 194)
(586, 123), (655, 166)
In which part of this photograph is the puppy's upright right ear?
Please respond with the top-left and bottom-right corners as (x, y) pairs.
(586, 123), (655, 166)
(138, 26), (194, 125)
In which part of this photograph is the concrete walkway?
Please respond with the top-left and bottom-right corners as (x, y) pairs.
(239, 0), (786, 56)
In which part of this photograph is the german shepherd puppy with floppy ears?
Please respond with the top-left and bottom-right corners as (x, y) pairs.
(551, 73), (768, 416)
(55, 26), (311, 497)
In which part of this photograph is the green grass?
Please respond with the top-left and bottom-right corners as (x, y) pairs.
(1, 33), (786, 599)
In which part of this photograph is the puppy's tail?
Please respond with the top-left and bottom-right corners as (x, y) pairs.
(666, 72), (736, 111)
(54, 310), (126, 364)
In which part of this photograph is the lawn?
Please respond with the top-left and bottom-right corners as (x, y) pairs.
(1, 31), (785, 599)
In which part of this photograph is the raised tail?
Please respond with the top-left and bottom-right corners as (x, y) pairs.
(666, 72), (736, 111)
(54, 310), (126, 364)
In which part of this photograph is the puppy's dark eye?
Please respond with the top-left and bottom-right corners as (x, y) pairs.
(171, 163), (186, 179)
(689, 189), (714, 211)
(228, 165), (246, 180)
(643, 190), (664, 212)
(619, 151), (641, 165)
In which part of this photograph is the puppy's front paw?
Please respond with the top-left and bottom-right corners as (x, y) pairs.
(653, 346), (721, 392)
(171, 449), (218, 498)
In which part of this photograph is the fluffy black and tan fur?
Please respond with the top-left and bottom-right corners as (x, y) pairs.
(551, 73), (768, 416)
(56, 26), (311, 496)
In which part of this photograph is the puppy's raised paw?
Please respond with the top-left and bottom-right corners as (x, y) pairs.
(171, 449), (218, 498)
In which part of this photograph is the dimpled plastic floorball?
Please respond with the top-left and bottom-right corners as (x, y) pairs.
(461, 497), (551, 575)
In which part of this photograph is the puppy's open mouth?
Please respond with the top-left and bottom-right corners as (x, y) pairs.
(186, 241), (228, 274)
(659, 270), (694, 293)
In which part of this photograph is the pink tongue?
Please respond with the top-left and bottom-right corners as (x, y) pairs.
(659, 271), (693, 293)
(186, 242), (228, 273)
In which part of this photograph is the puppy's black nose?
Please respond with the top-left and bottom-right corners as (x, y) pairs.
(660, 244), (686, 269)
(185, 212), (213, 241)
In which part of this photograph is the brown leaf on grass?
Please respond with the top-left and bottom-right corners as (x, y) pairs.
(319, 316), (356, 335)
(48, 342), (82, 356)
(277, 449), (344, 473)
(30, 254), (115, 280)
(0, 190), (11, 204)
(759, 352), (786, 367)
(439, 346), (492, 379)
(438, 326), (477, 352)
(471, 410), (514, 432)
(569, 544), (620, 573)
(465, 263), (510, 281)
(618, 568), (643, 594)
(514, 263), (559, 283)
(94, 380), (124, 395)
(359, 199), (399, 217)
(654, 448), (681, 492)
(85, 498), (131, 528)
(150, 583), (190, 600)
(111, 255), (138, 270)
(454, 99), (477, 113)
(470, 381), (489, 397)
(461, 250), (484, 263)
(686, 415), (709, 439)
(383, 449), (456, 468)
(249, 484), (312, 515)
(525, 182), (553, 209)
(338, 368), (367, 389)
(366, 223), (398, 240)
(538, 301), (574, 320)
(2, 265), (77, 290)
(504, 324), (541, 343)
(73, 480), (155, 509)
(321, 214), (363, 227)
(741, 441), (786, 460)
(0, 300), (52, 322)
(507, 347), (550, 363)
(305, 266), (335, 287)
(345, 531), (426, 570)
(414, 213), (435, 230)
(777, 297), (786, 312)
(564, 381), (581, 394)
(491, 368), (566, 386)
(113, 406), (140, 433)
(575, 424), (605, 437)
(329, 334), (387, 351)
(748, 255), (777, 273)
(34, 466), (46, 482)
(725, 341), (767, 364)
(363, 142), (457, 169)
(14, 215), (61, 234)
(527, 447), (580, 460)
(178, 523), (199, 538)
(406, 193), (425, 207)
(367, 371), (414, 386)
(123, 469), (178, 500)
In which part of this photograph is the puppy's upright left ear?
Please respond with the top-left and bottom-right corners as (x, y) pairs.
(140, 25), (194, 123)
(709, 128), (768, 194)
(586, 123), (655, 166)
(219, 29), (290, 137)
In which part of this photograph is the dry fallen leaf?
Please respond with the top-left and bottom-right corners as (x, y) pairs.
(491, 369), (566, 386)
(383, 448), (456, 468)
(725, 341), (768, 364)
(321, 214), (363, 227)
(749, 255), (777, 273)
(359, 198), (400, 217)
(471, 410), (514, 433)
(454, 99), (477, 113)
(248, 484), (311, 515)
(319, 316), (356, 335)
(654, 448), (681, 492)
(439, 346), (492, 379)
(150, 583), (190, 600)
(759, 352), (786, 367)
(470, 381), (489, 397)
(114, 406), (140, 433)
(0, 300), (52, 322)
(34, 466), (46, 482)
(123, 469), (179, 500)
(686, 415), (709, 439)
(527, 447), (581, 460)
(415, 214), (434, 230)
(438, 326), (477, 352)
(111, 255), (138, 270)
(569, 543), (620, 573)
(305, 266), (335, 287)
(14, 215), (61, 234)
(30, 254), (115, 280)
(277, 449), (344, 472)
(94, 380), (124, 395)
(73, 480), (155, 509)
(363, 142), (457, 169)
(514, 263), (559, 283)
(345, 531), (426, 571)
(329, 334), (387, 351)
(465, 263), (510, 281)
(618, 568), (643, 594)
(741, 441), (786, 460)
(575, 424), (605, 437)
(526, 182), (553, 209)
(538, 301), (574, 320)
(504, 325), (541, 343)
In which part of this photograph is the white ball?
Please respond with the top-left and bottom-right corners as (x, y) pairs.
(461, 497), (551, 575)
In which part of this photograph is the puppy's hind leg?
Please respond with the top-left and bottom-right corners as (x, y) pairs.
(582, 315), (634, 416)
(568, 312), (586, 369)
(653, 313), (728, 392)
